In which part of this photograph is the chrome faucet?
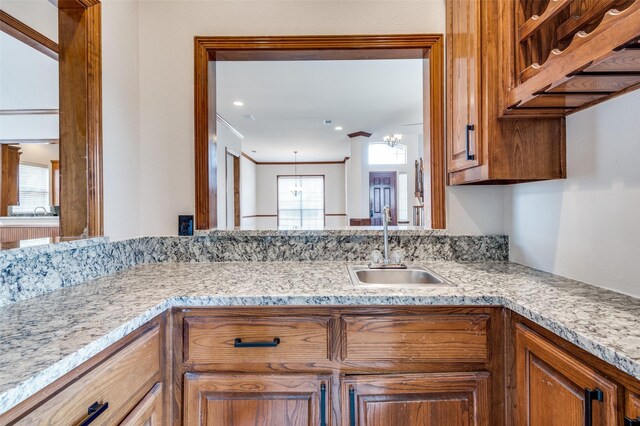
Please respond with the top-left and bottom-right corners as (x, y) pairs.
(382, 205), (391, 264)
(368, 206), (406, 269)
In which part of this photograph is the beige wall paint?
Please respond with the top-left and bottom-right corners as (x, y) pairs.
(102, 0), (142, 240)
(135, 0), (506, 236)
(507, 89), (640, 297)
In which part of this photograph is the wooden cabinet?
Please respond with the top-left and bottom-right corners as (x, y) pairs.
(627, 392), (640, 425)
(183, 373), (330, 426)
(13, 326), (161, 426)
(341, 372), (489, 425)
(120, 383), (163, 426)
(183, 315), (330, 365)
(507, 1), (640, 116)
(446, 0), (566, 184)
(341, 314), (489, 362)
(514, 324), (619, 425)
(51, 160), (60, 206)
(1, 145), (21, 216)
(447, 0), (481, 173)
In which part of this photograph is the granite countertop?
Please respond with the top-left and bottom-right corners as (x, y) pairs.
(1, 261), (639, 414)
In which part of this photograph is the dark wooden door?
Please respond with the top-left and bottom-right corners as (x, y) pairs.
(342, 372), (489, 425)
(369, 172), (397, 226)
(515, 324), (618, 426)
(184, 373), (330, 426)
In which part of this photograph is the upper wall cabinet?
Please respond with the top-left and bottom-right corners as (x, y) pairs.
(506, 0), (640, 116)
(447, 0), (567, 184)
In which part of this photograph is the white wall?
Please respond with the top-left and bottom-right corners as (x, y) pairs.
(254, 163), (346, 228)
(135, 0), (507, 236)
(506, 89), (640, 297)
(215, 116), (243, 229)
(240, 156), (257, 228)
(0, 0), (58, 42)
(101, 0), (142, 240)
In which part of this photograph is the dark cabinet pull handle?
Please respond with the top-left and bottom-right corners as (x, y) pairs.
(320, 383), (326, 426)
(584, 388), (603, 426)
(466, 124), (476, 161)
(233, 337), (280, 348)
(79, 401), (109, 426)
(349, 387), (356, 426)
(625, 417), (640, 426)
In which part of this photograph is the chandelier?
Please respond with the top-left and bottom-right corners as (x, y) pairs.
(291, 151), (303, 197)
(384, 134), (402, 148)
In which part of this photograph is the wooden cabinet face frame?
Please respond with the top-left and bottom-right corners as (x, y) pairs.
(514, 323), (619, 426)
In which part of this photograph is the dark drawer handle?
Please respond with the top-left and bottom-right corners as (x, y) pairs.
(625, 417), (640, 426)
(320, 383), (326, 426)
(79, 401), (109, 426)
(349, 387), (356, 426)
(584, 388), (603, 426)
(234, 337), (280, 348)
(466, 124), (476, 161)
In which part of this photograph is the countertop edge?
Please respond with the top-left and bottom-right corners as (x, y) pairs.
(0, 294), (638, 416)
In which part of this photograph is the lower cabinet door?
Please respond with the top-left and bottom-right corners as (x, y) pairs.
(627, 392), (640, 425)
(515, 324), (619, 426)
(183, 373), (330, 426)
(120, 382), (163, 426)
(341, 372), (489, 426)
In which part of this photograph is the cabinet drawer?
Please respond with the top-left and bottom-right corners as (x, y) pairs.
(184, 316), (330, 364)
(342, 315), (489, 362)
(16, 327), (160, 426)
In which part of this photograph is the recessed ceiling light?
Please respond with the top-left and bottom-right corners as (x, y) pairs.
(251, 150), (256, 153)
(233, 101), (244, 106)
(335, 126), (343, 131)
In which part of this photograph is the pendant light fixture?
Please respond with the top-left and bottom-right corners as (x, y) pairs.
(384, 134), (403, 148)
(291, 151), (303, 197)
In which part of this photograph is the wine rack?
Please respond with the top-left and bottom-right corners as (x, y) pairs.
(505, 0), (640, 116)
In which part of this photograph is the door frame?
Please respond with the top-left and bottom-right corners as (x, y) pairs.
(1, 1), (103, 237)
(194, 34), (445, 230)
(224, 148), (240, 228)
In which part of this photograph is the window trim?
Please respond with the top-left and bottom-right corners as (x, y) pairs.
(276, 174), (326, 229)
(368, 142), (408, 165)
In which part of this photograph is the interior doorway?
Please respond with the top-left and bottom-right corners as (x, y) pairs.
(369, 172), (397, 226)
(224, 149), (240, 228)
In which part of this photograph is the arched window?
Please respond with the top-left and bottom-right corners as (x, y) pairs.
(368, 142), (407, 165)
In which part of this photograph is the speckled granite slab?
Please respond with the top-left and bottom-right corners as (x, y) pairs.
(0, 231), (508, 306)
(139, 232), (508, 263)
(0, 261), (638, 415)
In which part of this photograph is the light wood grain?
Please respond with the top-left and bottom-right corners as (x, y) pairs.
(120, 383), (163, 426)
(515, 324), (619, 425)
(342, 372), (489, 426)
(183, 373), (330, 426)
(342, 315), (489, 362)
(15, 327), (160, 425)
(184, 316), (330, 364)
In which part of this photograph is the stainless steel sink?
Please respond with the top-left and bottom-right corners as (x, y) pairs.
(347, 265), (454, 288)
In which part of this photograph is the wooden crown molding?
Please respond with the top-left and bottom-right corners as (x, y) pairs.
(0, 11), (59, 61)
(347, 131), (372, 138)
(241, 152), (349, 165)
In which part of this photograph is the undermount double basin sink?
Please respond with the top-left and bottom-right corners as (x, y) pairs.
(347, 265), (454, 288)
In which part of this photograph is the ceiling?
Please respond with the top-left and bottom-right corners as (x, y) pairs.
(216, 59), (424, 162)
